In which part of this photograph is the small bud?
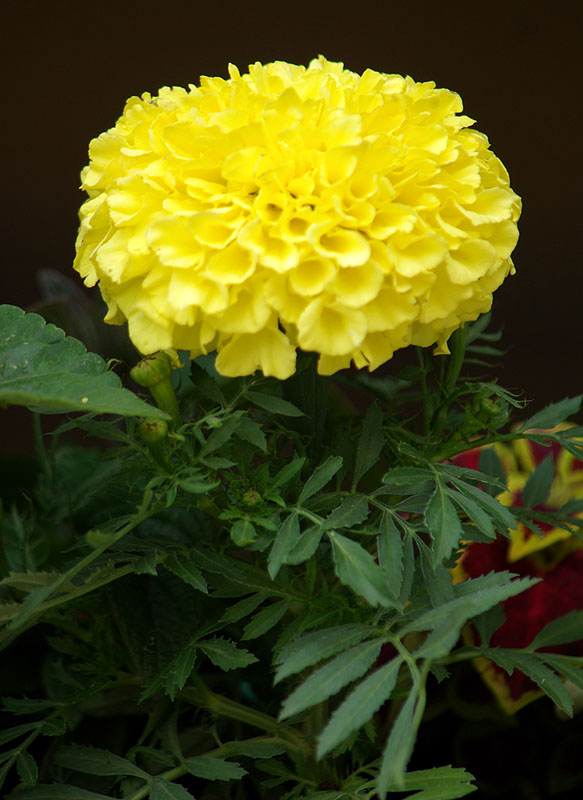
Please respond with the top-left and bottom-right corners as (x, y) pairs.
(130, 353), (172, 388)
(242, 489), (262, 509)
(138, 418), (169, 444)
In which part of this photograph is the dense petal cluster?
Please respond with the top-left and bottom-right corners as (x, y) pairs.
(74, 57), (521, 378)
(453, 436), (583, 712)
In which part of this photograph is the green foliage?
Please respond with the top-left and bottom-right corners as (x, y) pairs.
(0, 305), (167, 419)
(2, 309), (583, 799)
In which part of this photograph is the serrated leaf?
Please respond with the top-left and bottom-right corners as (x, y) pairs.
(270, 457), (305, 492)
(449, 478), (516, 532)
(246, 391), (304, 417)
(478, 447), (507, 494)
(284, 527), (323, 566)
(382, 467), (432, 489)
(353, 402), (384, 488)
(529, 609), (583, 650)
(1, 697), (57, 714)
(518, 396), (582, 432)
(164, 645), (198, 700)
(448, 490), (495, 539)
(522, 454), (554, 508)
(298, 456), (343, 504)
(268, 513), (301, 579)
(329, 531), (398, 608)
(486, 651), (573, 716)
(542, 655), (583, 690)
(274, 624), (372, 684)
(236, 417), (267, 451)
(424, 480), (464, 564)
(164, 553), (208, 594)
(184, 756), (247, 780)
(150, 778), (195, 800)
(377, 513), (404, 599)
(7, 787), (113, 799)
(279, 639), (382, 719)
(324, 496), (369, 530)
(398, 766), (477, 799)
(317, 657), (401, 758)
(220, 593), (267, 624)
(17, 751), (38, 787)
(0, 305), (167, 418)
(242, 600), (288, 640)
(54, 745), (149, 779)
(378, 688), (419, 795)
(199, 637), (258, 671)
(226, 740), (287, 758)
(0, 722), (39, 745)
(409, 573), (538, 659)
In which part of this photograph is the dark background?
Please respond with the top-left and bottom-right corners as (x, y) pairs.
(3, 0), (582, 453)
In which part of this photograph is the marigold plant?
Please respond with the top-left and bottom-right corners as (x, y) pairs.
(74, 57), (521, 378)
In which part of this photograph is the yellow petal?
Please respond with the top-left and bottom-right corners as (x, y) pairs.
(298, 298), (367, 356)
(215, 325), (297, 378)
(308, 223), (371, 267)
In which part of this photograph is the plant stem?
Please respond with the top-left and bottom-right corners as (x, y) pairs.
(182, 680), (310, 757)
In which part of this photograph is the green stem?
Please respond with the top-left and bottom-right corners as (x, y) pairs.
(432, 430), (543, 463)
(416, 348), (431, 438)
(182, 681), (310, 756)
(32, 412), (50, 478)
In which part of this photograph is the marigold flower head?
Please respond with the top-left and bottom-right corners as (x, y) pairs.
(74, 57), (521, 378)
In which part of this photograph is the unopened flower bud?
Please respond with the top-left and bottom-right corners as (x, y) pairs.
(138, 418), (169, 444)
(130, 353), (172, 388)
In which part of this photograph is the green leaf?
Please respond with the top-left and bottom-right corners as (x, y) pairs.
(518, 396), (582, 432)
(242, 600), (288, 640)
(0, 722), (39, 745)
(424, 479), (464, 564)
(329, 531), (398, 608)
(220, 593), (267, 624)
(486, 651), (573, 716)
(230, 519), (257, 546)
(236, 417), (267, 451)
(522, 454), (554, 508)
(164, 553), (208, 594)
(268, 513), (301, 579)
(382, 467), (432, 490)
(16, 751), (38, 787)
(448, 490), (496, 539)
(542, 655), (583, 690)
(399, 766), (477, 799)
(7, 787), (113, 799)
(226, 740), (287, 758)
(54, 745), (149, 779)
(184, 756), (247, 780)
(410, 573), (538, 659)
(1, 697), (57, 714)
(284, 527), (323, 566)
(270, 457), (306, 492)
(317, 658), (401, 758)
(274, 624), (372, 684)
(198, 637), (258, 671)
(377, 513), (404, 600)
(324, 496), (370, 530)
(164, 645), (198, 700)
(150, 778), (195, 800)
(298, 456), (343, 504)
(478, 447), (507, 494)
(246, 390), (304, 417)
(448, 478), (516, 532)
(378, 688), (419, 795)
(279, 639), (382, 719)
(353, 402), (384, 488)
(529, 610), (583, 650)
(0, 305), (167, 418)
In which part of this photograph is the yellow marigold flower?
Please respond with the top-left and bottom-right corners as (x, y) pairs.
(74, 56), (521, 379)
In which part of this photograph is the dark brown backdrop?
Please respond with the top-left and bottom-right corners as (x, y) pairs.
(3, 0), (582, 453)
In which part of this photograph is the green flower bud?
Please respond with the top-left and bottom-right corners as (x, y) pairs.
(138, 418), (169, 444)
(130, 353), (173, 388)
